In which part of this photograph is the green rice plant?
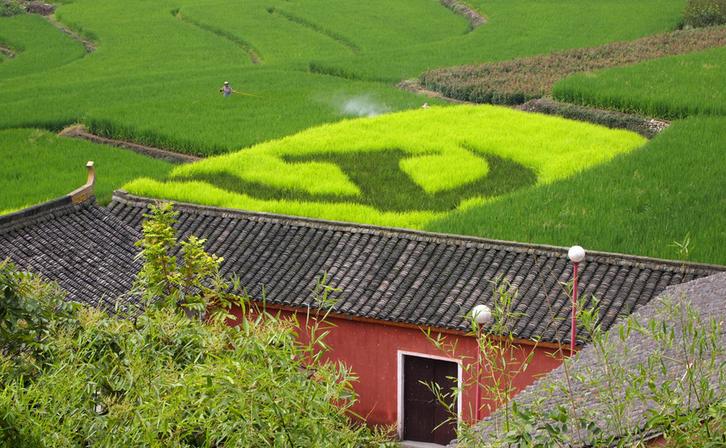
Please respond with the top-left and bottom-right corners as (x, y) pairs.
(0, 14), (85, 80)
(125, 105), (645, 227)
(553, 46), (726, 119)
(0, 128), (172, 213)
(428, 116), (726, 265)
(419, 26), (726, 105)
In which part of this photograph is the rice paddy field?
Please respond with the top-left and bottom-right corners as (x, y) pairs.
(2, 0), (725, 265)
(553, 46), (726, 119)
(0, 129), (171, 214)
(0, 0), (688, 154)
(429, 116), (726, 265)
(124, 106), (646, 227)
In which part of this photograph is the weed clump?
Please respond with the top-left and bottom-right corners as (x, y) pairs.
(0, 0), (24, 17)
(684, 0), (726, 27)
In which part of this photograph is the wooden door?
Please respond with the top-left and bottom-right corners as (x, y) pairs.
(403, 355), (458, 444)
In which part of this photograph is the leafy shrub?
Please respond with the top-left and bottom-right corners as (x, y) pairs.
(420, 26), (726, 105)
(0, 1), (24, 17)
(684, 0), (726, 27)
(0, 204), (390, 446)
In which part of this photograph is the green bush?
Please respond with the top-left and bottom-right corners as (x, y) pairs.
(684, 0), (726, 27)
(0, 1), (24, 17)
(0, 204), (391, 447)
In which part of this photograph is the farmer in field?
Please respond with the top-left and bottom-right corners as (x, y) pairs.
(220, 81), (233, 97)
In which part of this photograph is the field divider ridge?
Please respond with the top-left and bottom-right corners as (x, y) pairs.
(172, 8), (262, 65)
(58, 124), (201, 164)
(267, 6), (360, 54)
(45, 15), (96, 53)
(439, 0), (487, 31)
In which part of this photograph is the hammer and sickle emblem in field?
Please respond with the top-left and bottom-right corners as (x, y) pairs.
(179, 149), (536, 213)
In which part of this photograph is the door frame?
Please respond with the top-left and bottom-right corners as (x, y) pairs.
(397, 350), (463, 441)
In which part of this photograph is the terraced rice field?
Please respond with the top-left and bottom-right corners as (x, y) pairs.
(124, 105), (645, 228)
(0, 0), (686, 154)
(0, 129), (171, 214)
(553, 46), (726, 118)
(2, 0), (724, 264)
(429, 116), (726, 265)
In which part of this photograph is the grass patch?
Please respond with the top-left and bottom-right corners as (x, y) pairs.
(0, 14), (85, 80)
(419, 26), (726, 105)
(0, 128), (172, 212)
(427, 117), (726, 265)
(126, 105), (645, 226)
(553, 46), (726, 118)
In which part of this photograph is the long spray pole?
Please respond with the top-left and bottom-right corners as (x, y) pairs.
(570, 262), (579, 355)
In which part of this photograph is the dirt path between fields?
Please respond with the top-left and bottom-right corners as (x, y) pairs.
(0, 45), (16, 58)
(45, 15), (96, 53)
(59, 124), (201, 163)
(398, 79), (669, 138)
(440, 0), (487, 29)
(398, 79), (469, 103)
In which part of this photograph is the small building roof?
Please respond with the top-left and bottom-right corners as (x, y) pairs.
(106, 191), (723, 343)
(0, 196), (141, 311)
(470, 272), (726, 445)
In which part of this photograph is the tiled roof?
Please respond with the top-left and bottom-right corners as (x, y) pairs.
(0, 196), (141, 311)
(107, 192), (724, 343)
(470, 272), (726, 445)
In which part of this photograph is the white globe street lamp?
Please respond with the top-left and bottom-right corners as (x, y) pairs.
(472, 304), (492, 326)
(568, 245), (586, 355)
(568, 245), (586, 263)
(471, 303), (492, 422)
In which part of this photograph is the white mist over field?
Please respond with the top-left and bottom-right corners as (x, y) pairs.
(339, 95), (390, 117)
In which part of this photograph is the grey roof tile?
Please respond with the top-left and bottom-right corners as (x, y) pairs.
(471, 272), (726, 446)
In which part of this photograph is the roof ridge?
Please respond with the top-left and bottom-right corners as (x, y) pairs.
(1, 161), (97, 233)
(0, 196), (81, 233)
(111, 191), (726, 274)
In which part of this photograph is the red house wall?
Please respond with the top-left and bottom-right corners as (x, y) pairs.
(239, 305), (564, 433)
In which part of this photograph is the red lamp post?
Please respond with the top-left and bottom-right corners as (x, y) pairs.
(471, 304), (492, 421)
(567, 245), (586, 355)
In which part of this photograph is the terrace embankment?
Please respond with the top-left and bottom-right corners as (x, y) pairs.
(266, 6), (359, 54)
(173, 8), (262, 64)
(0, 45), (15, 58)
(399, 80), (669, 138)
(439, 0), (487, 30)
(420, 25), (726, 106)
(45, 15), (95, 53)
(59, 125), (201, 164)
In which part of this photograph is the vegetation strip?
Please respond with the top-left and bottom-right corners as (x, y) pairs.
(44, 15), (95, 52)
(439, 0), (486, 30)
(515, 98), (669, 138)
(420, 26), (726, 105)
(398, 81), (668, 138)
(58, 125), (201, 164)
(267, 6), (360, 54)
(0, 44), (15, 58)
(173, 9), (262, 65)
